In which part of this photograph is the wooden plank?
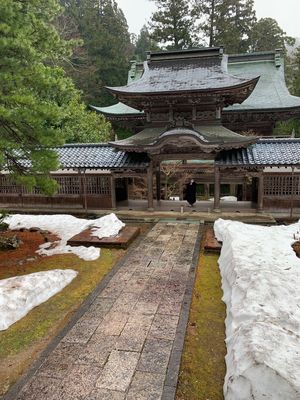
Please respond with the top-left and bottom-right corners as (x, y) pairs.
(67, 226), (140, 249)
(204, 227), (222, 253)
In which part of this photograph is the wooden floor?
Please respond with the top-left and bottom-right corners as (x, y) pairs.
(118, 199), (256, 213)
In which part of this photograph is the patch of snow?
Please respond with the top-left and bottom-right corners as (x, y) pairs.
(221, 196), (237, 202)
(0, 269), (77, 330)
(208, 196), (238, 202)
(5, 213), (125, 261)
(91, 213), (125, 239)
(214, 219), (300, 400)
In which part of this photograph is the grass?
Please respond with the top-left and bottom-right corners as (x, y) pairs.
(176, 251), (226, 400)
(0, 248), (124, 396)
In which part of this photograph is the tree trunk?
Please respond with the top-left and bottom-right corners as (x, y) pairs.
(209, 0), (215, 47)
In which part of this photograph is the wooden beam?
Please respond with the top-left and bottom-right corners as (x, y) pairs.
(213, 166), (221, 212)
(147, 161), (154, 210)
(290, 167), (295, 219)
(113, 172), (146, 179)
(82, 169), (88, 213)
(257, 173), (264, 212)
(156, 162), (161, 201)
(153, 153), (215, 161)
(111, 175), (116, 209)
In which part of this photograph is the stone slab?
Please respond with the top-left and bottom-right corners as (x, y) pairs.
(5, 221), (202, 400)
(126, 371), (165, 400)
(96, 350), (140, 392)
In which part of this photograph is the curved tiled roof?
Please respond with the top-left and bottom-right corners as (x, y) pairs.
(93, 50), (300, 119)
(107, 48), (259, 98)
(111, 124), (257, 152)
(10, 140), (300, 172)
(90, 103), (144, 117)
(18, 144), (149, 170)
(56, 144), (149, 169)
(216, 139), (300, 166)
(226, 52), (300, 111)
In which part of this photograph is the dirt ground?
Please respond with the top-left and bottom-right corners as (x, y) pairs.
(292, 241), (300, 258)
(0, 230), (58, 276)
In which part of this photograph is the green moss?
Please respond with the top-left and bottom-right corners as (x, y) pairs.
(0, 249), (122, 358)
(176, 252), (226, 400)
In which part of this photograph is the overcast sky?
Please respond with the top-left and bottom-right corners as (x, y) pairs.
(116, 0), (300, 39)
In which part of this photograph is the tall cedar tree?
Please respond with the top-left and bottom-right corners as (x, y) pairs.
(275, 48), (300, 137)
(135, 25), (160, 61)
(193, 0), (256, 53)
(0, 0), (111, 194)
(149, 0), (194, 50)
(60, 0), (133, 105)
(250, 18), (295, 53)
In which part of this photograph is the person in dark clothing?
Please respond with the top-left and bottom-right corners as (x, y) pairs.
(186, 179), (196, 206)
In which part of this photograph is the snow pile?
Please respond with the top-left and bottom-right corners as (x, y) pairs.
(221, 196), (237, 202)
(214, 219), (300, 400)
(5, 213), (125, 261)
(209, 196), (238, 202)
(91, 213), (124, 238)
(0, 269), (77, 330)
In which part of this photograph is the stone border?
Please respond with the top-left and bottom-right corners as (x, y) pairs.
(1, 230), (149, 400)
(162, 223), (204, 400)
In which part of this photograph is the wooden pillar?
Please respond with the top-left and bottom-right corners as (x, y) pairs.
(213, 166), (221, 212)
(242, 177), (248, 201)
(290, 167), (295, 219)
(204, 183), (209, 200)
(230, 184), (235, 196)
(147, 161), (154, 210)
(111, 174), (116, 209)
(257, 173), (264, 212)
(81, 169), (88, 212)
(156, 162), (161, 201)
(124, 177), (129, 200)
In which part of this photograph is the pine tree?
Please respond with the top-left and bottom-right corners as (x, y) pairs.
(149, 0), (194, 50)
(60, 0), (134, 105)
(193, 0), (256, 53)
(135, 25), (160, 61)
(0, 0), (111, 193)
(275, 47), (300, 137)
(249, 18), (295, 53)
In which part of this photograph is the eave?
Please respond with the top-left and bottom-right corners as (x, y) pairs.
(106, 77), (260, 109)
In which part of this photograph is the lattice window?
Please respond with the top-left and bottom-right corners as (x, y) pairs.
(264, 175), (300, 196)
(54, 176), (80, 195)
(0, 176), (24, 194)
(85, 176), (110, 195)
(0, 174), (110, 196)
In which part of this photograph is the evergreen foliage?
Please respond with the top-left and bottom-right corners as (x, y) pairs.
(193, 0), (257, 53)
(0, 0), (111, 194)
(149, 0), (194, 50)
(60, 0), (134, 105)
(276, 48), (300, 137)
(250, 18), (295, 53)
(135, 25), (160, 61)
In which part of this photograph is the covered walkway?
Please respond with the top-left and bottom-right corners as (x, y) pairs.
(117, 199), (255, 213)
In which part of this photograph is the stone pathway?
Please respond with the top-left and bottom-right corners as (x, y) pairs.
(7, 222), (201, 400)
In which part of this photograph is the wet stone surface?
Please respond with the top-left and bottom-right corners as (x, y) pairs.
(9, 222), (200, 400)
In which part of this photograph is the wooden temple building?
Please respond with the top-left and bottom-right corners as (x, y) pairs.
(1, 47), (300, 213)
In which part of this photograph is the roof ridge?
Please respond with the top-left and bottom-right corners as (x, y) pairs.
(57, 143), (111, 149)
(258, 138), (300, 143)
